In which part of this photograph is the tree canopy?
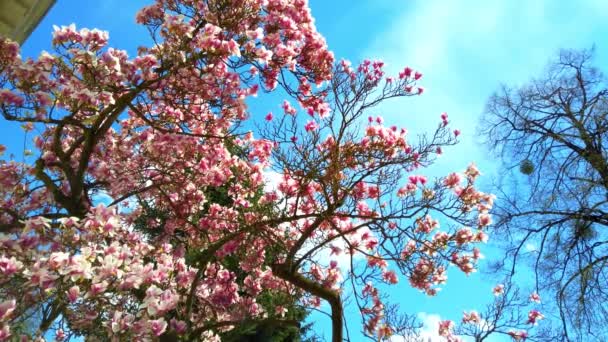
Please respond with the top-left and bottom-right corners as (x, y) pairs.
(0, 1), (547, 341)
(481, 48), (608, 341)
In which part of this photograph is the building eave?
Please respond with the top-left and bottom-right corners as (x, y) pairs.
(0, 0), (56, 44)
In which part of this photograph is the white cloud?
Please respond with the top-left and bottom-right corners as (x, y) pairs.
(263, 169), (283, 192)
(363, 0), (608, 180)
(390, 312), (480, 342)
(416, 312), (443, 341)
(389, 312), (445, 342)
(524, 243), (538, 253)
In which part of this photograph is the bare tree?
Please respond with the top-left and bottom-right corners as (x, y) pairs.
(455, 282), (559, 342)
(480, 48), (608, 341)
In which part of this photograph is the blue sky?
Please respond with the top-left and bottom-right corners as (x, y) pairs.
(4, 0), (608, 340)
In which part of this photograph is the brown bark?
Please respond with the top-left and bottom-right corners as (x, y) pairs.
(272, 263), (343, 342)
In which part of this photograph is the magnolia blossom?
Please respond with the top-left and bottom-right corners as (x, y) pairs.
(0, 325), (10, 341)
(529, 292), (541, 303)
(0, 300), (15, 321)
(66, 286), (80, 303)
(55, 329), (65, 341)
(149, 318), (168, 336)
(478, 213), (492, 227)
(441, 112), (449, 125)
(508, 330), (528, 341)
(438, 320), (454, 337)
(399, 66), (413, 79)
(275, 305), (288, 318)
(304, 120), (319, 132)
(282, 100), (297, 115)
(443, 172), (462, 188)
(462, 310), (481, 324)
(493, 284), (505, 296)
(0, 256), (22, 276)
(527, 310), (544, 325)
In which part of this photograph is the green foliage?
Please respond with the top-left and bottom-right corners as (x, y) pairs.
(132, 147), (312, 340)
(219, 291), (316, 342)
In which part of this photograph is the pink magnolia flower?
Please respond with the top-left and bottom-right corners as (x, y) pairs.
(478, 213), (492, 227)
(170, 319), (188, 335)
(527, 309), (544, 325)
(438, 320), (454, 337)
(378, 325), (393, 339)
(367, 185), (380, 199)
(508, 330), (528, 341)
(255, 46), (273, 64)
(149, 318), (168, 336)
(0, 256), (22, 277)
(408, 175), (427, 185)
(0, 300), (16, 320)
(86, 281), (108, 298)
(397, 183), (417, 197)
(304, 120), (319, 132)
(493, 284), (505, 296)
(465, 163), (481, 181)
(415, 215), (439, 234)
(265, 112), (273, 121)
(26, 266), (58, 289)
(329, 245), (342, 256)
(317, 102), (331, 118)
(0, 324), (10, 341)
(275, 305), (288, 317)
(451, 253), (475, 275)
(454, 227), (474, 246)
(340, 59), (351, 71)
(472, 230), (488, 243)
(400, 66), (413, 79)
(462, 310), (481, 324)
(248, 139), (275, 163)
(55, 329), (65, 341)
(66, 286), (80, 303)
(382, 270), (398, 284)
(282, 100), (296, 115)
(472, 247), (484, 260)
(110, 311), (134, 334)
(401, 240), (416, 260)
(529, 291), (541, 303)
(0, 89), (24, 107)
(443, 173), (462, 188)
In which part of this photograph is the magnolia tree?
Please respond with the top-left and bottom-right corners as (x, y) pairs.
(0, 0), (542, 341)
